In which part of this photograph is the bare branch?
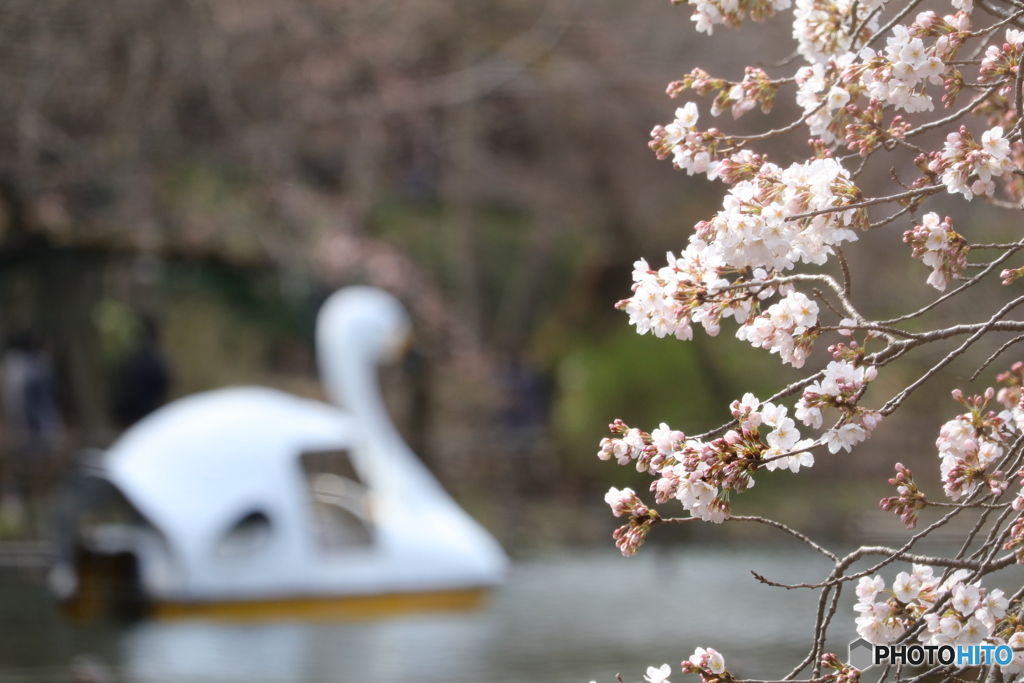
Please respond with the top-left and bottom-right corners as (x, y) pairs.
(971, 334), (1024, 380)
(881, 295), (1024, 415)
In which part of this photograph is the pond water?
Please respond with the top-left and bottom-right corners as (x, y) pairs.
(0, 542), (952, 683)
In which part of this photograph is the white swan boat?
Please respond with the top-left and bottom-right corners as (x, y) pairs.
(52, 287), (507, 621)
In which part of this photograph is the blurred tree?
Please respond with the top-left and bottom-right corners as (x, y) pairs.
(0, 0), (757, 511)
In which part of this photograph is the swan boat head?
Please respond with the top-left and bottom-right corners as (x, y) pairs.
(53, 287), (507, 617)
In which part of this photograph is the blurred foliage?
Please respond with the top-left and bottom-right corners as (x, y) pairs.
(92, 300), (141, 367)
(555, 328), (720, 483)
(552, 319), (788, 479)
(369, 196), (589, 350)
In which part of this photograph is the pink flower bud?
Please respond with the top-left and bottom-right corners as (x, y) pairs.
(916, 11), (938, 29)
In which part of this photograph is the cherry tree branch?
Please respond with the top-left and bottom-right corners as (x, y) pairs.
(881, 295), (1024, 415)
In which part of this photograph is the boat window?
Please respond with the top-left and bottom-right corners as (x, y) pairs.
(299, 449), (363, 483)
(299, 449), (373, 552)
(212, 511), (273, 560)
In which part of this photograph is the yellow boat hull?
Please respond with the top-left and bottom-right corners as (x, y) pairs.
(61, 548), (493, 623)
(150, 587), (490, 622)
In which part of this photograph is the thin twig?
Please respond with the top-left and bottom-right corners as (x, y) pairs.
(836, 247), (852, 300)
(878, 239), (1024, 325)
(907, 85), (1004, 138)
(971, 333), (1024, 380)
(881, 295), (1024, 415)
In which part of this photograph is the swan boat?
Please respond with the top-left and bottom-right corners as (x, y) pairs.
(52, 287), (508, 621)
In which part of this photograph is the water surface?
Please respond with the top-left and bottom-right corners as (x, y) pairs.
(0, 544), (865, 683)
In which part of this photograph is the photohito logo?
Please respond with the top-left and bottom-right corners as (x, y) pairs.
(848, 638), (874, 670)
(847, 638), (1013, 670)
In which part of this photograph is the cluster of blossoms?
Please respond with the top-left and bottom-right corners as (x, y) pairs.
(729, 393), (816, 472)
(649, 92), (872, 254)
(598, 420), (732, 529)
(793, 0), (882, 65)
(937, 388), (1013, 501)
(619, 249), (737, 341)
(735, 290), (819, 367)
(649, 102), (730, 178)
(667, 67), (781, 121)
(820, 653), (860, 683)
(854, 567), (1012, 654)
(1003, 502), (1024, 564)
(825, 320), (879, 366)
(598, 381), (885, 547)
(880, 368), (1024, 533)
(794, 55), (857, 145)
(930, 125), (1014, 199)
(842, 101), (910, 157)
(694, 156), (866, 272)
(850, 11), (969, 113)
(671, 648), (856, 683)
(686, 0), (792, 36)
(668, 645), (856, 683)
(597, 396), (813, 534)
(680, 647), (729, 683)
(623, 0), (1024, 560)
(980, 28), (1024, 87)
(717, 68), (778, 119)
(793, 9), (967, 146)
(879, 463), (928, 529)
(661, 8), (1024, 204)
(794, 359), (882, 451)
(1004, 501), (1024, 563)
(996, 362), (1024, 429)
(922, 578), (1010, 651)
(621, 149), (868, 363)
(902, 213), (969, 291)
(995, 364), (1024, 519)
(603, 487), (661, 556)
(978, 31), (1024, 165)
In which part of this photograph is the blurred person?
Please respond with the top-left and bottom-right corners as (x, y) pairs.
(0, 331), (64, 451)
(111, 316), (172, 428)
(0, 331), (64, 525)
(497, 351), (553, 496)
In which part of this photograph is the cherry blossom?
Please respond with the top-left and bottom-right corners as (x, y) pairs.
(645, 664), (673, 683)
(903, 213), (968, 291)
